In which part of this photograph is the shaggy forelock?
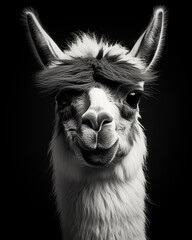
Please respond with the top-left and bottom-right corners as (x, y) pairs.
(36, 56), (155, 96)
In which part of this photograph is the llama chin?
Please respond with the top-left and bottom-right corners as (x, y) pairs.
(24, 6), (167, 240)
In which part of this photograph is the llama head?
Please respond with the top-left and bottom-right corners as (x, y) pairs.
(24, 8), (166, 180)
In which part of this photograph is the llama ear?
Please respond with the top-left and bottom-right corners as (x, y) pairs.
(24, 9), (64, 68)
(129, 7), (166, 71)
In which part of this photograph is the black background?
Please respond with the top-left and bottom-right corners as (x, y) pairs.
(5, 1), (190, 239)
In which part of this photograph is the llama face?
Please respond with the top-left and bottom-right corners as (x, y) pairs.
(54, 81), (142, 167)
(24, 7), (166, 172)
(49, 53), (149, 168)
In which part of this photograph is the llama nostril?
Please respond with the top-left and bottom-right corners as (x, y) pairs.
(98, 112), (113, 129)
(82, 118), (95, 129)
(82, 112), (113, 131)
(82, 112), (98, 131)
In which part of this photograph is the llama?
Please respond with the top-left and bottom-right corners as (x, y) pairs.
(24, 7), (166, 240)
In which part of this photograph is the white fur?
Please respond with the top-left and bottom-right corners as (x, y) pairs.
(51, 128), (147, 240)
(57, 33), (146, 70)
(49, 88), (148, 240)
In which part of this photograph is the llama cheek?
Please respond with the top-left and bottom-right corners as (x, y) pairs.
(128, 124), (140, 146)
(63, 119), (78, 131)
(117, 139), (132, 159)
(114, 123), (132, 158)
(61, 119), (79, 148)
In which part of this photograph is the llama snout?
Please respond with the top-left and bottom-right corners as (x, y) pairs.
(82, 110), (113, 132)
(76, 94), (118, 165)
(79, 120), (117, 151)
(78, 87), (118, 151)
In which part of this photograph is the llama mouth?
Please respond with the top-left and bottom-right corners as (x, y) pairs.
(80, 140), (119, 167)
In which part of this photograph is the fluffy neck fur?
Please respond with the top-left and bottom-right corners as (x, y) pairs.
(57, 172), (146, 240)
(50, 125), (147, 240)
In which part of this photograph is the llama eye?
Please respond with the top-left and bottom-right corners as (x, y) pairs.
(125, 91), (140, 108)
(55, 91), (71, 109)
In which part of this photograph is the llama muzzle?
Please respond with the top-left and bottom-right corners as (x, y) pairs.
(79, 139), (119, 166)
(77, 117), (119, 166)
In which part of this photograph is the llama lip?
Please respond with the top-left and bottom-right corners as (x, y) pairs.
(80, 140), (119, 166)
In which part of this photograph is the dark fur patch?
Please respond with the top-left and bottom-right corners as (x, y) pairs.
(120, 104), (136, 120)
(105, 52), (121, 62)
(96, 48), (104, 60)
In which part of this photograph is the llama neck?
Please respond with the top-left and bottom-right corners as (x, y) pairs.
(55, 169), (146, 240)
(51, 134), (147, 240)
